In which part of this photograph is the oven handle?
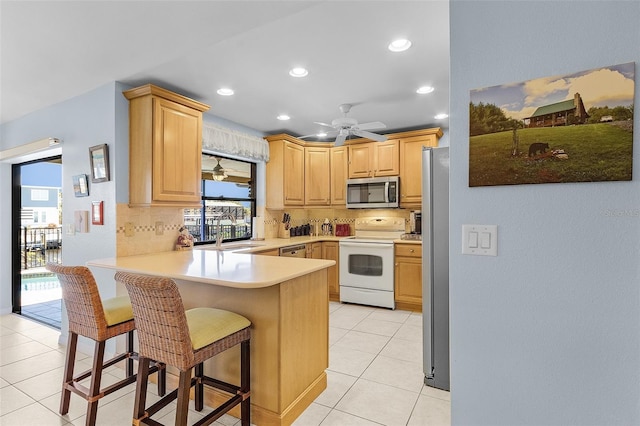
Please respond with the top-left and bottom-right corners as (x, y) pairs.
(339, 241), (394, 248)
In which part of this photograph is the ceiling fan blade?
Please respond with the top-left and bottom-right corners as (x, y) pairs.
(356, 121), (386, 131)
(314, 121), (335, 128)
(352, 129), (387, 142)
(334, 133), (348, 146)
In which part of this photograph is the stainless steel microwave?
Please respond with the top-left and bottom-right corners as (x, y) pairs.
(346, 176), (399, 209)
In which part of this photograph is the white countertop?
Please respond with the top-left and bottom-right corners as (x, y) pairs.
(88, 249), (334, 289)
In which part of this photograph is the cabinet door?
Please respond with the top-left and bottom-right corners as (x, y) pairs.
(399, 135), (437, 207)
(310, 242), (323, 259)
(305, 147), (331, 205)
(395, 243), (422, 310)
(330, 147), (348, 205)
(348, 144), (373, 178)
(322, 242), (340, 300)
(152, 98), (202, 204)
(283, 141), (305, 205)
(374, 139), (400, 176)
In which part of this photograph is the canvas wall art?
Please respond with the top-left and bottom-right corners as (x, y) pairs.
(469, 62), (635, 187)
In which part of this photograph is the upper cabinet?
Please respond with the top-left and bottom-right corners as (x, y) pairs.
(265, 135), (305, 209)
(305, 146), (331, 206)
(330, 146), (348, 206)
(124, 84), (210, 207)
(348, 139), (399, 178)
(399, 129), (443, 208)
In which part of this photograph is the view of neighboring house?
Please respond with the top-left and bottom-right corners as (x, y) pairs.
(525, 92), (590, 128)
(21, 185), (61, 227)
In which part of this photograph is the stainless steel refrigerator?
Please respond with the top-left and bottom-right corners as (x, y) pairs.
(422, 146), (450, 391)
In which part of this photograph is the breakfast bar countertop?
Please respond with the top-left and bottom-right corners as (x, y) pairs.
(87, 249), (334, 289)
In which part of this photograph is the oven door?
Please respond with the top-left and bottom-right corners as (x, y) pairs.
(339, 240), (394, 291)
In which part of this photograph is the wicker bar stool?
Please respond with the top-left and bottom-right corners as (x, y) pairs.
(115, 271), (251, 426)
(46, 263), (166, 425)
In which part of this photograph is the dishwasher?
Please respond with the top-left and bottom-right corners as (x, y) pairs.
(279, 244), (307, 258)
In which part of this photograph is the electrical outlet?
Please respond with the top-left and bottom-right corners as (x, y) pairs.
(124, 222), (135, 237)
(155, 221), (164, 236)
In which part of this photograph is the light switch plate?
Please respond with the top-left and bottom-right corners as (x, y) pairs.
(155, 221), (164, 236)
(462, 224), (498, 256)
(124, 222), (135, 237)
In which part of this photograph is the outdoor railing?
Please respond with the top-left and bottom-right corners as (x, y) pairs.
(21, 226), (62, 270)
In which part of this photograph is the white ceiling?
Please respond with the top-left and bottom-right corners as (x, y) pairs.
(0, 1), (450, 141)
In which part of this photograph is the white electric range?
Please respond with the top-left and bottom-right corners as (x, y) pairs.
(339, 217), (406, 309)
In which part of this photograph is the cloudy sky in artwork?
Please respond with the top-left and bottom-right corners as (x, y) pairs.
(470, 62), (635, 121)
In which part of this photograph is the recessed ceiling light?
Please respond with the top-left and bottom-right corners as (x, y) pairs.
(435, 113), (449, 120)
(388, 39), (412, 52)
(216, 88), (234, 96)
(277, 114), (290, 121)
(417, 86), (435, 94)
(289, 67), (309, 77)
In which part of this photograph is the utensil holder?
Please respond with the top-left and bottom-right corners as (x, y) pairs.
(278, 223), (290, 239)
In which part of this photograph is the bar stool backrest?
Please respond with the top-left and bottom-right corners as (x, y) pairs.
(46, 263), (109, 341)
(115, 272), (195, 370)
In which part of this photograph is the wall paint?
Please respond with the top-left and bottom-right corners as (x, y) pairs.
(0, 83), (119, 334)
(450, 1), (640, 424)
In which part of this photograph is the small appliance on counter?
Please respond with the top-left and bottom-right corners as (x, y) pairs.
(335, 223), (351, 236)
(409, 210), (422, 234)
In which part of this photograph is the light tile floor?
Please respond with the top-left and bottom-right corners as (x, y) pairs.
(0, 302), (450, 425)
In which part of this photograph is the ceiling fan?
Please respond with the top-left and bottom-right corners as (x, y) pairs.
(304, 104), (387, 146)
(203, 156), (227, 181)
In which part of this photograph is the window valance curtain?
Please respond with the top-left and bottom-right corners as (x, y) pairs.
(202, 122), (269, 162)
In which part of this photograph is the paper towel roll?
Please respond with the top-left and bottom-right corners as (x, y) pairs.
(253, 216), (265, 240)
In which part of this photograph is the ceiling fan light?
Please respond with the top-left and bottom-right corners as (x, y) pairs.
(388, 39), (412, 52)
(435, 113), (449, 120)
(289, 67), (308, 77)
(217, 88), (234, 96)
(277, 114), (290, 121)
(417, 86), (434, 94)
(317, 132), (328, 138)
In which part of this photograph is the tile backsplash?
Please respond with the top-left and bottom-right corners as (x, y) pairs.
(116, 203), (413, 256)
(116, 204), (186, 256)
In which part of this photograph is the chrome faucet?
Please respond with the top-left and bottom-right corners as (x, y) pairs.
(215, 214), (237, 248)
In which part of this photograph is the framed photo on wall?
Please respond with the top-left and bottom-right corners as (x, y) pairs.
(73, 174), (89, 197)
(91, 201), (104, 225)
(89, 144), (110, 183)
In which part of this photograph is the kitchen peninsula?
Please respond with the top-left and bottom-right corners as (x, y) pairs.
(88, 249), (334, 426)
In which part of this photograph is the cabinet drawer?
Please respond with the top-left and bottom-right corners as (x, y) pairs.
(395, 244), (422, 258)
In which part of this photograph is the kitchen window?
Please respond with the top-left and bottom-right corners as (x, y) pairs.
(184, 153), (256, 244)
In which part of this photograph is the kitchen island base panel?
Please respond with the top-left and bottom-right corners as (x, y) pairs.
(116, 268), (329, 426)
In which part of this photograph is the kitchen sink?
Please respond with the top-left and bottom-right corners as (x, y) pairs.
(198, 242), (266, 251)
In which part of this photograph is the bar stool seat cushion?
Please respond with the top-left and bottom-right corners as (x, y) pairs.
(186, 307), (251, 350)
(102, 296), (134, 326)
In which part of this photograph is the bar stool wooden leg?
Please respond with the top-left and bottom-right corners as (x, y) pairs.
(133, 357), (150, 423)
(194, 363), (204, 412)
(126, 330), (134, 377)
(176, 370), (192, 426)
(157, 362), (167, 397)
(241, 340), (251, 426)
(60, 332), (78, 415)
(86, 340), (106, 426)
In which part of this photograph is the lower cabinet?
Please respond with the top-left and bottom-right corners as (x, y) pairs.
(394, 243), (422, 311)
(322, 242), (340, 301)
(307, 242), (322, 259)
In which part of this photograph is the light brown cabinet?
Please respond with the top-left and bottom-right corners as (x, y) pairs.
(124, 84), (210, 207)
(399, 129), (442, 208)
(330, 147), (348, 206)
(304, 147), (331, 206)
(265, 136), (305, 209)
(394, 243), (423, 311)
(322, 241), (340, 301)
(348, 139), (399, 178)
(307, 242), (323, 259)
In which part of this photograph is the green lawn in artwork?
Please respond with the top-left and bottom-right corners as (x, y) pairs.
(469, 123), (633, 187)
